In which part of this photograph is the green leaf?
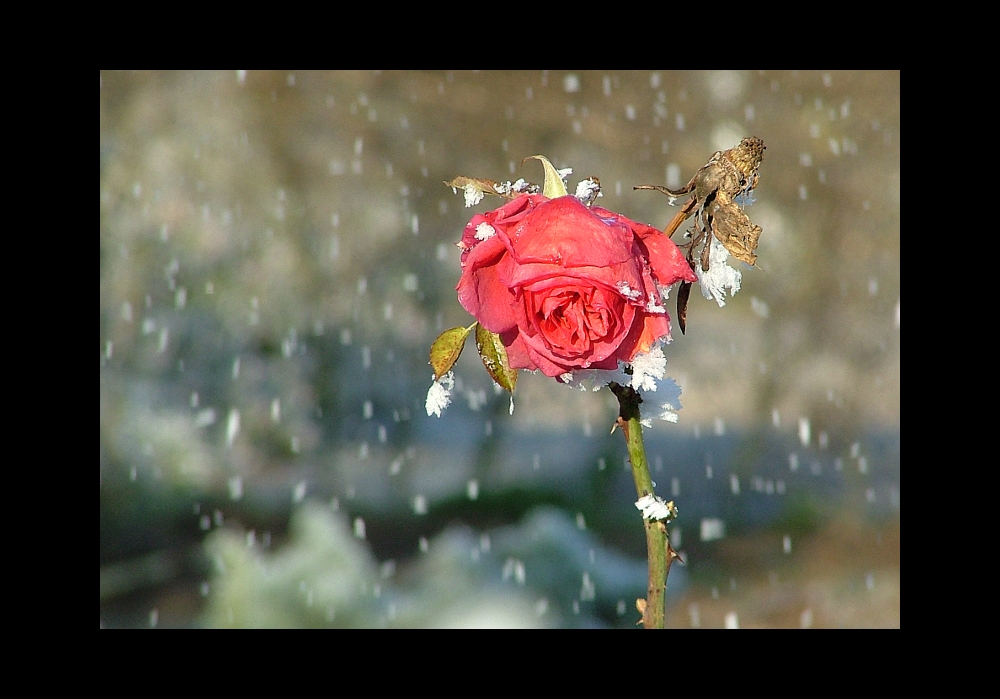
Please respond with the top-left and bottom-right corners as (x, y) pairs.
(521, 155), (568, 199)
(429, 324), (475, 380)
(475, 324), (517, 392)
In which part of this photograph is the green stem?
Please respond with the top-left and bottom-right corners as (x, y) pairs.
(609, 382), (676, 629)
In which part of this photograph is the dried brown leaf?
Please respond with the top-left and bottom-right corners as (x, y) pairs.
(712, 202), (761, 267)
(444, 177), (504, 198)
(676, 281), (691, 335)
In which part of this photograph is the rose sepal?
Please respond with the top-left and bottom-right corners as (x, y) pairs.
(429, 323), (476, 380)
(475, 323), (517, 393)
(521, 155), (568, 199)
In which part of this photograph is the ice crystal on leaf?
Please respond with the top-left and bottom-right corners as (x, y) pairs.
(425, 372), (455, 417)
(463, 184), (484, 208)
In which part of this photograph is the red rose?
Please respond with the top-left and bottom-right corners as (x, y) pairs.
(456, 194), (697, 378)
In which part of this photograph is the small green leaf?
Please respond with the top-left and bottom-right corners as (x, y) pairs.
(475, 324), (517, 392)
(429, 324), (475, 379)
(521, 155), (568, 199)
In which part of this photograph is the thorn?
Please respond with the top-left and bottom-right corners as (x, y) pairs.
(667, 542), (684, 565)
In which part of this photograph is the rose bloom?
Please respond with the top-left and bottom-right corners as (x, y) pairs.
(456, 194), (697, 378)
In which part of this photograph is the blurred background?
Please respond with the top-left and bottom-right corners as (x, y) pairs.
(100, 70), (899, 628)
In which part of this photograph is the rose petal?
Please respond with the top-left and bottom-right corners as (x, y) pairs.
(460, 195), (548, 263)
(514, 284), (637, 376)
(498, 256), (646, 296)
(604, 209), (697, 286)
(508, 197), (634, 268)
(615, 310), (672, 363)
(456, 236), (519, 334)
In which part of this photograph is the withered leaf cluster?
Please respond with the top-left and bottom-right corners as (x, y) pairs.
(635, 137), (766, 333)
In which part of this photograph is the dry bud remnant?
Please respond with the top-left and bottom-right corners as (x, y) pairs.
(635, 137), (766, 333)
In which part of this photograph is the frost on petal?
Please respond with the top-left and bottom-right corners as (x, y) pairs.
(616, 280), (642, 301)
(559, 363), (632, 392)
(558, 371), (580, 386)
(425, 372), (455, 417)
(463, 184), (485, 208)
(475, 222), (496, 241)
(699, 237), (742, 307)
(629, 345), (667, 392)
(646, 283), (671, 313)
(558, 358), (685, 427)
(556, 344), (669, 394)
(558, 344), (678, 397)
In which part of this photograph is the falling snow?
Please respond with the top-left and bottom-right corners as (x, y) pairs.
(101, 71), (899, 630)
